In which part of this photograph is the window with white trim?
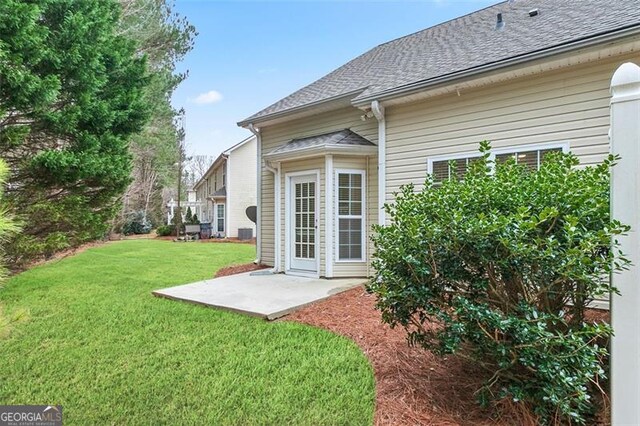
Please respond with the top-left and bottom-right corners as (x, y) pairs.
(216, 203), (225, 233)
(336, 170), (365, 261)
(429, 143), (568, 184)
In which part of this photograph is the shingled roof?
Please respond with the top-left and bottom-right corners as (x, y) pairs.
(240, 0), (640, 125)
(266, 129), (375, 158)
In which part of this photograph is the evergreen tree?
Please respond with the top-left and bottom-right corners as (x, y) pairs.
(0, 160), (19, 282)
(0, 0), (149, 265)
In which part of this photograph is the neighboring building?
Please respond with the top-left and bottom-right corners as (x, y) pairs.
(238, 0), (640, 278)
(166, 189), (204, 224)
(194, 136), (257, 238)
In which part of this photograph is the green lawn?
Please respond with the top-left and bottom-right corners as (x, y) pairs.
(0, 240), (375, 425)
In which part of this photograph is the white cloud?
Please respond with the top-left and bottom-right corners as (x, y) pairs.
(192, 90), (223, 105)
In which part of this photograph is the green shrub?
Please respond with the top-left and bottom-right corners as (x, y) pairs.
(369, 141), (629, 424)
(122, 211), (152, 235)
(156, 224), (175, 237)
(185, 207), (193, 224)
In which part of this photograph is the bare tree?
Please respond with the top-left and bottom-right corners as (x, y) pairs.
(186, 154), (214, 186)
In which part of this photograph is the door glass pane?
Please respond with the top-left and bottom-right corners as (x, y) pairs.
(293, 179), (315, 260)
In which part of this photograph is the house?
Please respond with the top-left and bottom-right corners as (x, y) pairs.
(166, 189), (204, 225)
(193, 135), (257, 238)
(238, 0), (640, 278)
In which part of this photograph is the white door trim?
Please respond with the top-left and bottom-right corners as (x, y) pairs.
(284, 169), (321, 278)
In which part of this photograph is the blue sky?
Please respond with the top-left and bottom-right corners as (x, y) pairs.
(172, 0), (496, 157)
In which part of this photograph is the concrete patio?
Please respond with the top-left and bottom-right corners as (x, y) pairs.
(152, 271), (365, 320)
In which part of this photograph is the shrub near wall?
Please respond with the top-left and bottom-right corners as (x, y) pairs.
(369, 142), (629, 424)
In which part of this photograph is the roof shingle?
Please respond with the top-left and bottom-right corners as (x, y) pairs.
(241, 0), (640, 124)
(267, 129), (375, 156)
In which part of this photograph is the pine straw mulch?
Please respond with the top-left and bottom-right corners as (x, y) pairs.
(286, 286), (598, 426)
(214, 263), (269, 278)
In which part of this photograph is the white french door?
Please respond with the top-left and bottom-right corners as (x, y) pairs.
(288, 173), (318, 274)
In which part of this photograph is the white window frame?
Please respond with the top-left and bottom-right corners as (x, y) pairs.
(284, 169), (321, 277)
(216, 203), (225, 234)
(334, 169), (366, 263)
(427, 142), (570, 178)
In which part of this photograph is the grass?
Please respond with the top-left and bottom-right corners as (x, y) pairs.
(0, 240), (375, 425)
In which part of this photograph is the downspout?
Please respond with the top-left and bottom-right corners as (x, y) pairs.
(248, 124), (261, 264)
(264, 161), (281, 273)
(371, 100), (386, 226)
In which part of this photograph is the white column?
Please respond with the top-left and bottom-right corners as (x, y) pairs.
(274, 162), (282, 272)
(610, 62), (640, 426)
(325, 154), (334, 278)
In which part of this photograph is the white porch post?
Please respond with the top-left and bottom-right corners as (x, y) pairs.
(325, 154), (334, 278)
(610, 62), (640, 426)
(274, 162), (281, 272)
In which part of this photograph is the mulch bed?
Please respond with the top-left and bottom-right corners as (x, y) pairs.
(214, 263), (268, 278)
(288, 287), (538, 425)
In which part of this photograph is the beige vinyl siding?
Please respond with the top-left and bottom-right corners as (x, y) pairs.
(332, 156), (377, 278)
(385, 52), (640, 307)
(385, 52), (640, 199)
(259, 106), (377, 268)
(227, 138), (257, 239)
(214, 166), (225, 191)
(194, 159), (228, 225)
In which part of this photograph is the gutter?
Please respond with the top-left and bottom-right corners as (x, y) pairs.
(371, 100), (385, 226)
(353, 25), (640, 107)
(248, 124), (262, 265)
(263, 144), (377, 163)
(237, 88), (367, 128)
